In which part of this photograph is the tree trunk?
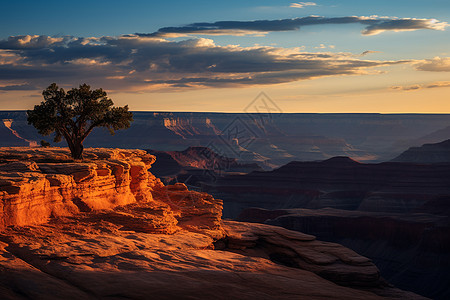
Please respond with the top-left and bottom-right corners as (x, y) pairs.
(66, 137), (84, 160)
(71, 142), (84, 160)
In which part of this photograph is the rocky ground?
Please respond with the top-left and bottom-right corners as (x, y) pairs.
(0, 148), (427, 299)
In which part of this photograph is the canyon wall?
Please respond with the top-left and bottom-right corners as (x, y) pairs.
(237, 207), (450, 299)
(215, 157), (450, 298)
(206, 157), (450, 218)
(0, 147), (427, 299)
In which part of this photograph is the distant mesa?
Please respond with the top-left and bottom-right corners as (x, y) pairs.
(209, 157), (450, 219)
(392, 139), (450, 163)
(321, 156), (360, 165)
(3, 110), (450, 167)
(1, 117), (39, 147)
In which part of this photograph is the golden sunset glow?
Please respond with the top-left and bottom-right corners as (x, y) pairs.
(0, 1), (449, 113)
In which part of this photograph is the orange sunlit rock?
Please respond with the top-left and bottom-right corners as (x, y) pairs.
(0, 147), (426, 299)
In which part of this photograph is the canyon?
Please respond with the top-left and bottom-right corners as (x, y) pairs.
(1, 110), (449, 298)
(205, 158), (450, 299)
(238, 207), (450, 299)
(2, 111), (450, 167)
(148, 146), (263, 186)
(0, 147), (426, 299)
(206, 157), (450, 217)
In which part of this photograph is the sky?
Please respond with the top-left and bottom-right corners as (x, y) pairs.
(0, 0), (449, 113)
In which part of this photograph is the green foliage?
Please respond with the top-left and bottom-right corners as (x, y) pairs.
(27, 83), (133, 159)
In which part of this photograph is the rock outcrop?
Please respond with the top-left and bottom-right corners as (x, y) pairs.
(0, 147), (224, 238)
(150, 147), (262, 172)
(0, 147), (427, 299)
(148, 147), (263, 185)
(239, 207), (450, 299)
(0, 215), (424, 299)
(0, 147), (161, 229)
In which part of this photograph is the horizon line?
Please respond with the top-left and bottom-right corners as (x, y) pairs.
(1, 110), (450, 115)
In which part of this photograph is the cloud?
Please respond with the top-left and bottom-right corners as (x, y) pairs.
(361, 50), (380, 56)
(415, 57), (450, 72)
(0, 35), (70, 50)
(0, 83), (37, 91)
(362, 18), (448, 35)
(314, 44), (335, 49)
(0, 34), (410, 92)
(290, 2), (317, 8)
(391, 81), (450, 91)
(141, 16), (448, 37)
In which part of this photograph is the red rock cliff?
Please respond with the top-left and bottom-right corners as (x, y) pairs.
(0, 147), (427, 299)
(0, 148), (160, 228)
(0, 147), (223, 238)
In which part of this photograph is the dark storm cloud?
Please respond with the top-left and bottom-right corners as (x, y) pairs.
(139, 16), (447, 37)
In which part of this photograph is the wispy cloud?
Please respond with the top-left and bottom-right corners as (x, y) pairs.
(314, 44), (335, 49)
(360, 50), (381, 56)
(290, 2), (317, 9)
(415, 57), (450, 72)
(391, 81), (450, 91)
(0, 83), (37, 91)
(0, 34), (408, 92)
(141, 16), (448, 37)
(362, 17), (448, 35)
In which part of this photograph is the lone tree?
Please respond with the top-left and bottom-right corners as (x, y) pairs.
(27, 83), (133, 159)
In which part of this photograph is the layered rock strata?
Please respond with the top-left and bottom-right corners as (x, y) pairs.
(238, 207), (450, 299)
(205, 156), (450, 218)
(0, 147), (161, 228)
(0, 147), (426, 299)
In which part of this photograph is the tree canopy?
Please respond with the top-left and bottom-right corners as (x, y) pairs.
(27, 83), (133, 159)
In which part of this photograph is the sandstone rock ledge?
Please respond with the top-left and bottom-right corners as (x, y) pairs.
(0, 147), (159, 228)
(0, 147), (223, 237)
(0, 148), (426, 299)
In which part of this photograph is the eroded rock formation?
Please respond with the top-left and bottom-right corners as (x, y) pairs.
(238, 207), (450, 299)
(0, 148), (162, 229)
(0, 147), (426, 299)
